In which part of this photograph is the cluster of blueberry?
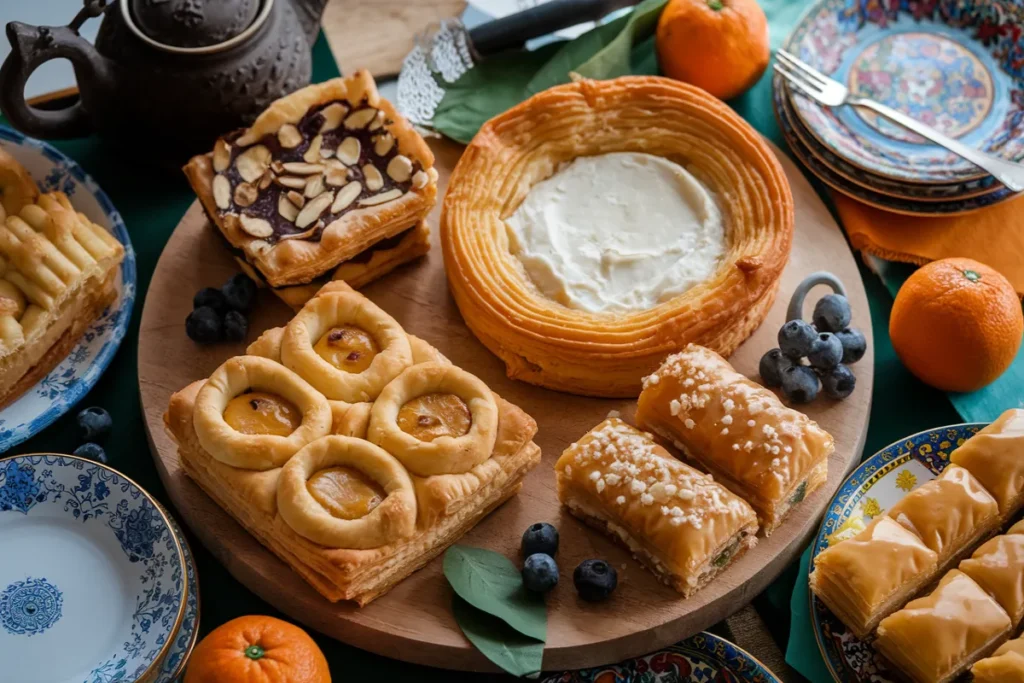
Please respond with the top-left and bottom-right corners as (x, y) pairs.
(520, 522), (618, 602)
(71, 407), (113, 463)
(759, 293), (866, 403)
(185, 274), (259, 344)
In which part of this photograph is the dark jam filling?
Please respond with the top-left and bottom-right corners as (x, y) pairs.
(218, 99), (421, 243)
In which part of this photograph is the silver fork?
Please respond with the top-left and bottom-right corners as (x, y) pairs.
(774, 48), (1024, 192)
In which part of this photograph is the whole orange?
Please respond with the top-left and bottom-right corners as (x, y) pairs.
(656, 0), (770, 100)
(890, 258), (1023, 392)
(184, 615), (330, 683)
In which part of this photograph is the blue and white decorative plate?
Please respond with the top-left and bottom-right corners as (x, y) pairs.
(0, 454), (187, 683)
(784, 0), (1024, 184)
(809, 423), (985, 682)
(541, 631), (782, 682)
(0, 127), (135, 452)
(156, 513), (199, 683)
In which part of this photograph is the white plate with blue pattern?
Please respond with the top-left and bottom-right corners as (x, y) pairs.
(157, 513), (199, 683)
(0, 127), (135, 452)
(0, 454), (187, 683)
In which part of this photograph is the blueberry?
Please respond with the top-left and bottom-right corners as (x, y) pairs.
(77, 407), (112, 442)
(821, 364), (857, 399)
(835, 327), (867, 364)
(807, 332), (843, 370)
(778, 319), (817, 359)
(758, 348), (793, 388)
(522, 553), (559, 594)
(781, 365), (819, 404)
(221, 273), (257, 313)
(522, 522), (559, 557)
(812, 294), (852, 333)
(186, 306), (223, 344)
(223, 310), (248, 343)
(573, 559), (618, 602)
(192, 287), (227, 313)
(74, 442), (107, 464)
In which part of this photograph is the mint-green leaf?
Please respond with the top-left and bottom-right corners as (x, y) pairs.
(630, 35), (661, 76)
(523, 16), (630, 95)
(452, 595), (545, 678)
(443, 545), (546, 642)
(573, 0), (668, 80)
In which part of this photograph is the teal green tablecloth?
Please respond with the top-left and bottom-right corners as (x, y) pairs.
(7, 12), (1016, 681)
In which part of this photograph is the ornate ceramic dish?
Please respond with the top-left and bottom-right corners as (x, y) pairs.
(156, 513), (200, 683)
(0, 127), (136, 451)
(809, 423), (985, 682)
(541, 631), (782, 682)
(0, 454), (187, 683)
(784, 0), (1024, 184)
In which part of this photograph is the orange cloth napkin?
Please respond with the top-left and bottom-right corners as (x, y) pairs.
(833, 192), (1024, 298)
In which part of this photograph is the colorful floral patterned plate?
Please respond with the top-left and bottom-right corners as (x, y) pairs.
(784, 0), (1024, 184)
(809, 423), (985, 682)
(541, 631), (782, 682)
(156, 512), (200, 683)
(0, 454), (187, 683)
(0, 127), (135, 452)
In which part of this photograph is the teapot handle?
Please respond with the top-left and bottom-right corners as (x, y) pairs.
(0, 22), (108, 139)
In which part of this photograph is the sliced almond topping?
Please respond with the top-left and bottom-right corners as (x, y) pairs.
(303, 134), (323, 163)
(213, 140), (232, 172)
(304, 174), (325, 198)
(282, 162), (324, 175)
(270, 160), (286, 175)
(373, 134), (394, 156)
(386, 155), (413, 183)
(320, 146), (335, 159)
(278, 194), (299, 222)
(337, 137), (360, 166)
(212, 174), (231, 209)
(249, 239), (272, 255)
(331, 182), (361, 212)
(257, 170), (273, 190)
(295, 191), (334, 229)
(319, 103), (348, 133)
(344, 108), (377, 130)
(368, 110), (386, 131)
(233, 182), (258, 207)
(286, 190), (305, 208)
(277, 124), (303, 149)
(363, 164), (384, 191)
(411, 170), (429, 189)
(325, 166), (349, 186)
(223, 213), (240, 232)
(278, 225), (320, 241)
(235, 145), (271, 183)
(276, 175), (307, 190)
(358, 189), (403, 206)
(239, 214), (274, 238)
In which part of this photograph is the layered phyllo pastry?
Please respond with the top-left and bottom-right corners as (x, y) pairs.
(876, 569), (1012, 683)
(164, 282), (539, 604)
(809, 516), (938, 640)
(972, 633), (1024, 682)
(0, 149), (124, 407)
(184, 71), (438, 307)
(555, 417), (758, 596)
(959, 527), (1024, 627)
(950, 409), (1024, 517)
(636, 344), (833, 535)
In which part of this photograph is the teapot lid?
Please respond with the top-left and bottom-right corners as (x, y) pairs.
(124, 0), (270, 52)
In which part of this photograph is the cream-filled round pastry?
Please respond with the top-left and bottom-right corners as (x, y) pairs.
(505, 152), (725, 313)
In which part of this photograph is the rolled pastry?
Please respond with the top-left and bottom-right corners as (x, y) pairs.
(950, 408), (1024, 516)
(972, 633), (1024, 682)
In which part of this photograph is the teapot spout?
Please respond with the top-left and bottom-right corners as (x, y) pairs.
(290, 0), (329, 47)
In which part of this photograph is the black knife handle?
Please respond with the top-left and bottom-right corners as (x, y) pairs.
(468, 0), (639, 56)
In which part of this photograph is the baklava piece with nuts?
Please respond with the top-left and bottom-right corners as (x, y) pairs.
(555, 417), (758, 597)
(184, 70), (438, 301)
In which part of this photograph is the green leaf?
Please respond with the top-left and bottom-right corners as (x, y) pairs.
(523, 16), (631, 95)
(573, 0), (668, 80)
(443, 545), (547, 642)
(452, 595), (545, 678)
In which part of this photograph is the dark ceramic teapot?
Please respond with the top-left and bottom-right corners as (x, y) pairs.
(0, 0), (328, 154)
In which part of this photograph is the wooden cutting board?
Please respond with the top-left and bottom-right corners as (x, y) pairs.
(139, 138), (872, 672)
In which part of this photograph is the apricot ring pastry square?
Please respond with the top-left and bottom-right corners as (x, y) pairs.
(440, 75), (794, 397)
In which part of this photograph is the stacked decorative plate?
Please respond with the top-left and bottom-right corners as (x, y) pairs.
(774, 0), (1024, 216)
(0, 454), (199, 682)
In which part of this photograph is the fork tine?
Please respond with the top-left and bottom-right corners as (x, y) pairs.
(776, 49), (830, 87)
(773, 64), (823, 100)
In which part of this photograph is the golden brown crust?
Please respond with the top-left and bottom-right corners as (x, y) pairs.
(0, 146), (39, 218)
(441, 76), (793, 397)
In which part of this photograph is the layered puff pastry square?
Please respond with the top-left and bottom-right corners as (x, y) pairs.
(184, 70), (438, 291)
(973, 633), (1024, 682)
(959, 522), (1024, 627)
(0, 149), (124, 407)
(555, 418), (758, 597)
(164, 282), (539, 605)
(950, 408), (1024, 516)
(636, 344), (833, 535)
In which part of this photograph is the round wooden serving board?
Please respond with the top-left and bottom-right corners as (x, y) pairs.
(140, 139), (872, 672)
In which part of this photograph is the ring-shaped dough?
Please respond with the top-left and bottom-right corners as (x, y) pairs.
(368, 363), (498, 476)
(280, 290), (414, 402)
(193, 355), (333, 470)
(277, 435), (417, 548)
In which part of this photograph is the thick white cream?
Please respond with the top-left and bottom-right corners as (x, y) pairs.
(505, 152), (726, 313)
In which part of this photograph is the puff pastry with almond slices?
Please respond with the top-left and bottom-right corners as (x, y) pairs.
(636, 344), (833, 535)
(164, 282), (540, 605)
(0, 150), (124, 408)
(555, 417), (758, 596)
(972, 633), (1024, 683)
(184, 70), (438, 303)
